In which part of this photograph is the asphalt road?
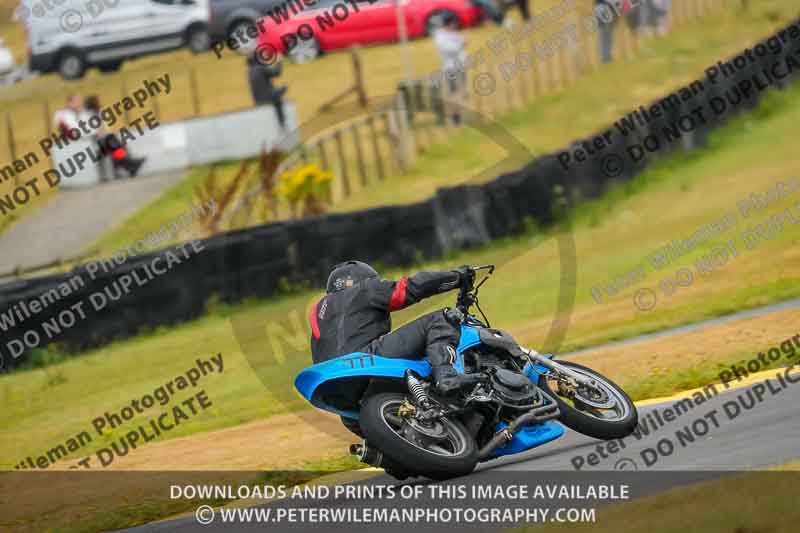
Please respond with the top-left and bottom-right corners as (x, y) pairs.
(115, 366), (800, 533)
(0, 170), (185, 274)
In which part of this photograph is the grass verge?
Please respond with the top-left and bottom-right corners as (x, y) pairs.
(3, 75), (800, 469)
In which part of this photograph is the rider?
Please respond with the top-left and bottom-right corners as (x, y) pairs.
(309, 260), (475, 394)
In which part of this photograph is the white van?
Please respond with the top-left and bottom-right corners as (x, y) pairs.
(0, 38), (14, 76)
(18, 0), (211, 79)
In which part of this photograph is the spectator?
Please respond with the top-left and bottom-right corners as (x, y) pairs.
(84, 95), (146, 179)
(595, 0), (622, 64)
(470, 0), (504, 26)
(512, 0), (531, 21)
(652, 0), (672, 36)
(238, 36), (288, 129)
(53, 94), (82, 140)
(434, 15), (467, 124)
(626, 0), (670, 37)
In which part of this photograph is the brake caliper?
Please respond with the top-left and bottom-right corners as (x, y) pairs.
(397, 400), (417, 419)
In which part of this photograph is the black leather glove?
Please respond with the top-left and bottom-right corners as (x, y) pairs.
(453, 265), (475, 288)
(444, 307), (465, 325)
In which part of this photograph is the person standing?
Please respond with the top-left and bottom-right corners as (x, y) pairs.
(512, 0), (531, 21)
(247, 55), (287, 129)
(237, 35), (288, 129)
(53, 94), (82, 141)
(470, 0), (504, 25)
(652, 0), (672, 36)
(595, 0), (621, 63)
(434, 15), (467, 124)
(84, 95), (146, 179)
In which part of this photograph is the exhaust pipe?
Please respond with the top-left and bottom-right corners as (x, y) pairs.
(478, 403), (560, 459)
(350, 441), (384, 467)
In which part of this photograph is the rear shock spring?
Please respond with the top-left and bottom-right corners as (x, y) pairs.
(405, 371), (432, 409)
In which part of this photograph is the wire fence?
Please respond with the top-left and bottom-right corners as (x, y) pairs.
(0, 0), (743, 281)
(222, 0), (735, 229)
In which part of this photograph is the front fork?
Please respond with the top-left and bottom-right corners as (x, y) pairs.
(521, 346), (600, 390)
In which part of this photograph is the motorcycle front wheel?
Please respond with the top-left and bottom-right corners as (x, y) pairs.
(538, 361), (638, 440)
(359, 392), (478, 480)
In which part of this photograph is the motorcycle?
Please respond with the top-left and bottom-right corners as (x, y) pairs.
(294, 265), (638, 480)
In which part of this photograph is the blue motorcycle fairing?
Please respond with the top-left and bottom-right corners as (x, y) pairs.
(453, 324), (482, 374)
(293, 326), (556, 430)
(522, 354), (555, 381)
(295, 352), (433, 418)
(489, 421), (564, 458)
(295, 325), (483, 418)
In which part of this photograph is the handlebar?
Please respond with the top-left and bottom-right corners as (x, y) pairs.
(456, 264), (495, 316)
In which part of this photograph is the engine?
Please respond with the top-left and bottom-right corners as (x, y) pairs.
(489, 368), (539, 408)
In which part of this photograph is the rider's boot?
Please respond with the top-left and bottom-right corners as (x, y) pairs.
(432, 365), (475, 394)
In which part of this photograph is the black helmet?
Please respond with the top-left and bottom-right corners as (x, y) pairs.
(326, 260), (378, 293)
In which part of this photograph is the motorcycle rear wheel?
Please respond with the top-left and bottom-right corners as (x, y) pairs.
(538, 361), (638, 440)
(359, 392), (478, 480)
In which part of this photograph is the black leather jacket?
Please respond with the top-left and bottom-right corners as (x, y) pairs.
(309, 271), (460, 363)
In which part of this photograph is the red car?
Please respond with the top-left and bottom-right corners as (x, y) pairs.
(256, 0), (483, 63)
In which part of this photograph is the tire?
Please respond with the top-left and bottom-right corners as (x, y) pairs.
(228, 19), (256, 42)
(286, 36), (320, 64)
(425, 9), (459, 36)
(57, 49), (86, 80)
(97, 61), (122, 73)
(359, 392), (478, 480)
(187, 24), (211, 53)
(538, 361), (638, 440)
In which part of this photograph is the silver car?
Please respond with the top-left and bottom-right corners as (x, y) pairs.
(208, 0), (286, 43)
(19, 0), (211, 79)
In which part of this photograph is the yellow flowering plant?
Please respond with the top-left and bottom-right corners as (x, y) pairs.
(277, 164), (333, 217)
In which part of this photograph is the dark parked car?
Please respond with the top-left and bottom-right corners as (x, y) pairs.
(209, 0), (284, 42)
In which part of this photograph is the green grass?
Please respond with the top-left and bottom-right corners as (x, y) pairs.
(3, 74), (800, 471)
(71, 0), (800, 256)
(624, 346), (799, 402)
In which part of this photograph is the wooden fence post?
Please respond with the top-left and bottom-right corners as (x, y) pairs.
(620, 21), (632, 61)
(43, 101), (51, 138)
(394, 92), (412, 169)
(121, 79), (131, 123)
(5, 113), (17, 186)
(366, 115), (385, 181)
(584, 24), (597, 72)
(504, 56), (515, 112)
(384, 111), (406, 174)
(517, 41), (530, 105)
(473, 71), (484, 118)
(151, 92), (161, 122)
(318, 138), (330, 170)
(352, 47), (368, 108)
(333, 130), (351, 197)
(351, 122), (368, 187)
(560, 44), (571, 87)
(485, 52), (497, 118)
(544, 50), (555, 92)
(189, 68), (201, 117)
(531, 56), (541, 99)
(317, 139), (333, 203)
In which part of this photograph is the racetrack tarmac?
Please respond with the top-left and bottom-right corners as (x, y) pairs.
(114, 365), (800, 533)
